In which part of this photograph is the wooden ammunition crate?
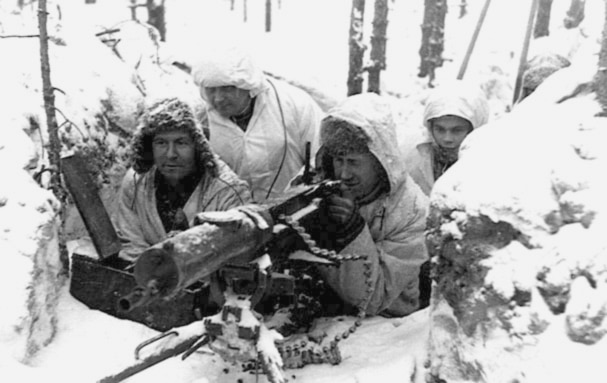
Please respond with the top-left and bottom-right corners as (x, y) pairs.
(69, 253), (217, 332)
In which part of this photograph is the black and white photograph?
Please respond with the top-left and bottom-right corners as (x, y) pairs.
(1, 0), (606, 382)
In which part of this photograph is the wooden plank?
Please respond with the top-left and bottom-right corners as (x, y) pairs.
(61, 153), (121, 259)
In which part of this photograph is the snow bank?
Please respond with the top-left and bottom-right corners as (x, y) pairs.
(426, 48), (607, 382)
(0, 116), (62, 363)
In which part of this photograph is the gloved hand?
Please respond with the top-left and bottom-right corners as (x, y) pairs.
(321, 193), (365, 250)
(326, 194), (358, 227)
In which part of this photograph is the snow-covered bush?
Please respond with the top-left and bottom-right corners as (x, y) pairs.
(426, 55), (607, 382)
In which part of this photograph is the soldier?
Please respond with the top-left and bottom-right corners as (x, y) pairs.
(311, 93), (429, 317)
(191, 46), (322, 202)
(114, 98), (251, 261)
(404, 80), (490, 196)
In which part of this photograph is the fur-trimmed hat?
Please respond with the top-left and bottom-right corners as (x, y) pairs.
(321, 116), (371, 157)
(129, 98), (217, 176)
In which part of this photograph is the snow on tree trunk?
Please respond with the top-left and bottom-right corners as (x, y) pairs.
(418, 0), (447, 86)
(564, 0), (586, 28)
(597, 0), (607, 115)
(534, 0), (553, 38)
(367, 0), (389, 94)
(146, 0), (166, 42)
(347, 0), (366, 96)
(425, 64), (607, 382)
(266, 0), (272, 32)
(38, 0), (68, 274)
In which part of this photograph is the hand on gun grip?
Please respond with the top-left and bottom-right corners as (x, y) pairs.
(323, 192), (364, 246)
(326, 195), (358, 227)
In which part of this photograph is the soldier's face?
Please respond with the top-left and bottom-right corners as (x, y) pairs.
(332, 152), (381, 200)
(430, 115), (473, 150)
(152, 130), (197, 185)
(202, 86), (252, 119)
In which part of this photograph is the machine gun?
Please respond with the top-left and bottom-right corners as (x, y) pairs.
(101, 180), (349, 383)
(118, 179), (342, 313)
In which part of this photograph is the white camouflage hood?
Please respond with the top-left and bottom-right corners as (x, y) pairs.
(422, 80), (490, 141)
(321, 93), (406, 193)
(191, 46), (269, 99)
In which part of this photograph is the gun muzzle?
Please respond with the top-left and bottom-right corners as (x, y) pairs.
(117, 280), (160, 312)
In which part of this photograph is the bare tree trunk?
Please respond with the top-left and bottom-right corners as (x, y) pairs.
(418, 0), (447, 86)
(367, 0), (389, 94)
(265, 0), (272, 32)
(596, 0), (607, 115)
(130, 0), (137, 20)
(37, 0), (69, 274)
(147, 0), (166, 41)
(534, 0), (553, 38)
(564, 0), (585, 28)
(231, 0), (235, 11)
(347, 0), (366, 96)
(243, 0), (248, 23)
(460, 0), (467, 18)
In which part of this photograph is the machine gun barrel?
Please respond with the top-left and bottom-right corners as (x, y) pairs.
(117, 280), (160, 312)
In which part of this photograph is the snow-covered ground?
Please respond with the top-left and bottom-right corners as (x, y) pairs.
(0, 0), (605, 382)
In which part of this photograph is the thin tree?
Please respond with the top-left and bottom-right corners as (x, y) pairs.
(231, 0), (235, 11)
(564, 0), (586, 28)
(347, 0), (366, 96)
(130, 0), (137, 20)
(37, 0), (69, 274)
(368, 0), (389, 94)
(146, 0), (166, 41)
(512, 0), (539, 104)
(418, 0), (447, 86)
(457, 0), (491, 80)
(460, 0), (467, 18)
(596, 0), (607, 115)
(243, 0), (248, 23)
(265, 0), (272, 32)
(534, 0), (553, 38)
